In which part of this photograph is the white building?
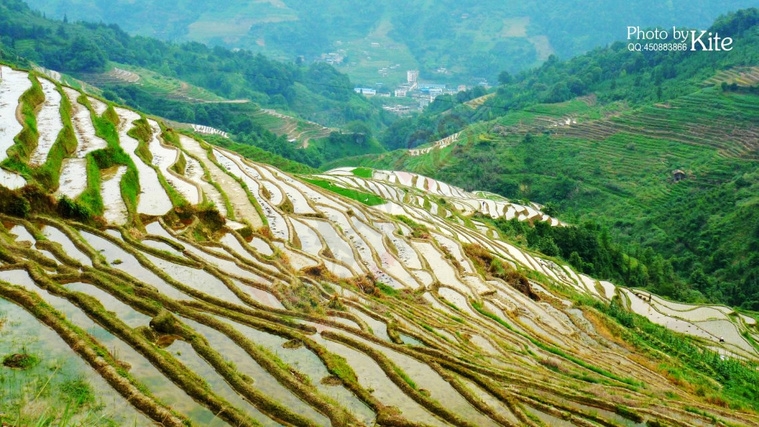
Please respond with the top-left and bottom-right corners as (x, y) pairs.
(407, 70), (419, 84)
(354, 88), (377, 96)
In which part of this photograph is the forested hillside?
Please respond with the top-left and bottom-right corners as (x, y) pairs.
(0, 0), (385, 129)
(23, 0), (759, 83)
(0, 0), (395, 168)
(330, 9), (759, 310)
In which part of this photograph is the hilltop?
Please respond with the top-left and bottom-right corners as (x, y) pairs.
(1, 63), (759, 426)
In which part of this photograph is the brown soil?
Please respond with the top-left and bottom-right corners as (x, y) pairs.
(2, 353), (36, 369)
(282, 339), (303, 349)
(320, 375), (342, 386)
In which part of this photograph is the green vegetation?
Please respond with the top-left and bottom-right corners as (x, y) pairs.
(322, 352), (357, 385)
(489, 216), (676, 293)
(171, 151), (187, 176)
(78, 154), (104, 217)
(301, 177), (384, 206)
(394, 215), (430, 239)
(24, 0), (757, 84)
(2, 352), (40, 369)
(0, 0), (401, 170)
(59, 378), (96, 408)
(334, 9), (759, 309)
(127, 116), (154, 163)
(585, 295), (759, 412)
(615, 405), (643, 423)
(376, 282), (399, 298)
(392, 364), (417, 390)
(351, 167), (373, 178)
(0, 0), (385, 128)
(470, 300), (516, 331)
(302, 128), (385, 168)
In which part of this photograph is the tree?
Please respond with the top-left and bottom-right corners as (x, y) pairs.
(498, 70), (512, 85)
(64, 36), (106, 72)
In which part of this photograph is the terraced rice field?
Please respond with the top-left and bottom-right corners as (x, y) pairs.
(321, 167), (561, 225)
(0, 66), (32, 163)
(1, 67), (758, 426)
(621, 290), (759, 359)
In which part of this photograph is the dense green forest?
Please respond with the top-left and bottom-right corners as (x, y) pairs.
(22, 0), (759, 84)
(330, 9), (759, 309)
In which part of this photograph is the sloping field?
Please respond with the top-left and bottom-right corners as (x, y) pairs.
(321, 167), (561, 225)
(1, 67), (758, 426)
(554, 88), (759, 159)
(252, 109), (332, 146)
(82, 64), (243, 104)
(704, 66), (759, 87)
(464, 93), (496, 109)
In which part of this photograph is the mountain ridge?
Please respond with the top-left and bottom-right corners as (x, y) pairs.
(21, 0), (759, 84)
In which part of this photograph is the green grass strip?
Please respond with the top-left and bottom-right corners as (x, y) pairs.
(77, 154), (104, 216)
(2, 72), (44, 180)
(34, 82), (78, 190)
(351, 167), (373, 178)
(301, 177), (384, 206)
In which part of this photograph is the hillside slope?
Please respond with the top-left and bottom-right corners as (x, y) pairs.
(1, 65), (759, 426)
(334, 9), (759, 310)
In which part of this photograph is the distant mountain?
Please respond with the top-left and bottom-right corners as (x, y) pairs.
(22, 0), (759, 84)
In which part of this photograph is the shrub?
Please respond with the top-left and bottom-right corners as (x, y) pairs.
(0, 187), (31, 217)
(615, 405), (643, 423)
(464, 243), (540, 300)
(58, 196), (93, 222)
